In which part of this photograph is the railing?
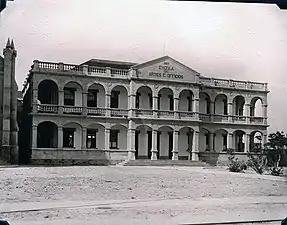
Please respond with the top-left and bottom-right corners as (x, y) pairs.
(63, 64), (83, 72)
(179, 111), (195, 118)
(38, 62), (59, 70)
(158, 110), (174, 117)
(37, 104), (58, 113)
(87, 107), (106, 116)
(199, 76), (267, 91)
(134, 109), (153, 116)
(233, 115), (247, 122)
(63, 106), (83, 114)
(250, 117), (264, 124)
(213, 114), (229, 122)
(199, 113), (211, 121)
(111, 108), (128, 117)
(88, 66), (106, 74)
(111, 68), (129, 76)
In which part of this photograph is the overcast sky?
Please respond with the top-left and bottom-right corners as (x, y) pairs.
(1, 0), (287, 133)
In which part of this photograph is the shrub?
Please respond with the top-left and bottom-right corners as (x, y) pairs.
(227, 148), (246, 173)
(247, 151), (267, 175)
(270, 167), (284, 176)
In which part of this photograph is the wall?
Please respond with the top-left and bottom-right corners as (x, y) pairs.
(138, 126), (149, 156)
(178, 128), (190, 157)
(117, 125), (127, 149)
(214, 130), (226, 152)
(215, 97), (225, 115)
(139, 88), (151, 109)
(159, 88), (172, 110)
(179, 91), (190, 111)
(199, 93), (208, 114)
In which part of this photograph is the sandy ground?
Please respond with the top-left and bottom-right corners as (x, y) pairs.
(0, 166), (286, 224)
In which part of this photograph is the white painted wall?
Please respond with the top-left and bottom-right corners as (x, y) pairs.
(112, 86), (128, 109)
(214, 130), (227, 152)
(88, 84), (106, 108)
(158, 88), (173, 111)
(138, 87), (152, 109)
(111, 125), (127, 149)
(199, 93), (208, 114)
(178, 128), (191, 157)
(137, 126), (151, 156)
(64, 123), (82, 150)
(215, 95), (226, 115)
(159, 126), (172, 157)
(199, 129), (209, 151)
(179, 90), (192, 111)
(87, 123), (105, 149)
(65, 82), (83, 107)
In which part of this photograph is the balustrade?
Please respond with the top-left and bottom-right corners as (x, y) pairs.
(37, 104), (58, 113)
(87, 107), (106, 116)
(158, 110), (174, 117)
(111, 109), (128, 117)
(63, 106), (83, 114)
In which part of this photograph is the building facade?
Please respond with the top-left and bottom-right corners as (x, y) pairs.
(21, 56), (269, 165)
(0, 39), (19, 164)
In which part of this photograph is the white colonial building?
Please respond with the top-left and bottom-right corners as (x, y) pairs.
(21, 56), (268, 165)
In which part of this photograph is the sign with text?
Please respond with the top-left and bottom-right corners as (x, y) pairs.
(148, 63), (184, 80)
(137, 57), (198, 83)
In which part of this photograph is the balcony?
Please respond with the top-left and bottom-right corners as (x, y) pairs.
(38, 104), (58, 113)
(35, 104), (266, 125)
(63, 106), (83, 115)
(111, 109), (128, 117)
(30, 61), (268, 92)
(87, 107), (106, 116)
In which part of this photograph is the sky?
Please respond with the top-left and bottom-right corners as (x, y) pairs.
(1, 0), (287, 133)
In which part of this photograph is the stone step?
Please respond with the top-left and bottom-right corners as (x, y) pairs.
(123, 159), (211, 167)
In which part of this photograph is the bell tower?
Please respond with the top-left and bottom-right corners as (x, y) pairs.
(1, 38), (18, 164)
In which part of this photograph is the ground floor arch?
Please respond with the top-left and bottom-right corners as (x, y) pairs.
(158, 126), (174, 159)
(178, 127), (194, 159)
(199, 128), (211, 152)
(37, 121), (58, 148)
(86, 123), (105, 149)
(234, 130), (246, 152)
(63, 122), (82, 149)
(135, 125), (152, 159)
(249, 130), (263, 152)
(214, 129), (228, 152)
(110, 124), (127, 150)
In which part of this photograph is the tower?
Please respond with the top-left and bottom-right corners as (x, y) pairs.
(0, 38), (18, 163)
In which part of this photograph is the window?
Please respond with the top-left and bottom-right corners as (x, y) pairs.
(63, 128), (75, 148)
(87, 90), (98, 107)
(148, 93), (153, 109)
(187, 96), (192, 111)
(136, 92), (140, 109)
(111, 91), (119, 108)
(169, 95), (174, 111)
(110, 129), (119, 149)
(205, 133), (209, 150)
(87, 129), (98, 148)
(223, 134), (227, 150)
(157, 94), (161, 109)
(64, 88), (76, 106)
(223, 99), (228, 115)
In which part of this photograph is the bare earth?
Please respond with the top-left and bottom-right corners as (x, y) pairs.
(0, 166), (286, 225)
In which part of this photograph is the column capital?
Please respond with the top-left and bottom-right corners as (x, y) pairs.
(174, 130), (179, 135)
(245, 103), (251, 106)
(58, 125), (63, 129)
(174, 97), (179, 100)
(105, 128), (111, 133)
(32, 124), (37, 128)
(228, 102), (233, 105)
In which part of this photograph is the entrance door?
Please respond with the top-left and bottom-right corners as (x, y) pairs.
(168, 132), (173, 159)
(147, 131), (152, 159)
(135, 131), (139, 159)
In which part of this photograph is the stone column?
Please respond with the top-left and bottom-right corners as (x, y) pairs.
(227, 133), (233, 150)
(209, 132), (214, 151)
(82, 127), (87, 149)
(128, 129), (136, 160)
(152, 95), (158, 118)
(244, 133), (250, 153)
(192, 131), (199, 161)
(174, 97), (179, 119)
(58, 90), (64, 114)
(193, 98), (199, 120)
(32, 125), (37, 149)
(58, 126), (63, 149)
(129, 94), (136, 117)
(210, 101), (215, 121)
(262, 104), (268, 124)
(32, 88), (38, 113)
(172, 130), (179, 160)
(105, 94), (111, 117)
(151, 129), (158, 160)
(244, 103), (250, 123)
(105, 128), (110, 150)
(82, 92), (88, 116)
(228, 102), (233, 122)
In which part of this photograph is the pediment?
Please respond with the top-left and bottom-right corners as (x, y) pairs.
(132, 56), (200, 83)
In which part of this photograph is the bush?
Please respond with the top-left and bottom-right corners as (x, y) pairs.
(247, 151), (267, 175)
(270, 167), (284, 176)
(227, 149), (246, 173)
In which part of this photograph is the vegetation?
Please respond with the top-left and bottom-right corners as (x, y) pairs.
(227, 148), (247, 173)
(247, 131), (287, 177)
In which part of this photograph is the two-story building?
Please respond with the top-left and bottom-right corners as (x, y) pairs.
(20, 56), (269, 165)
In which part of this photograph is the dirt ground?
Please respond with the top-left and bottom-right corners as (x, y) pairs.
(0, 166), (286, 225)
